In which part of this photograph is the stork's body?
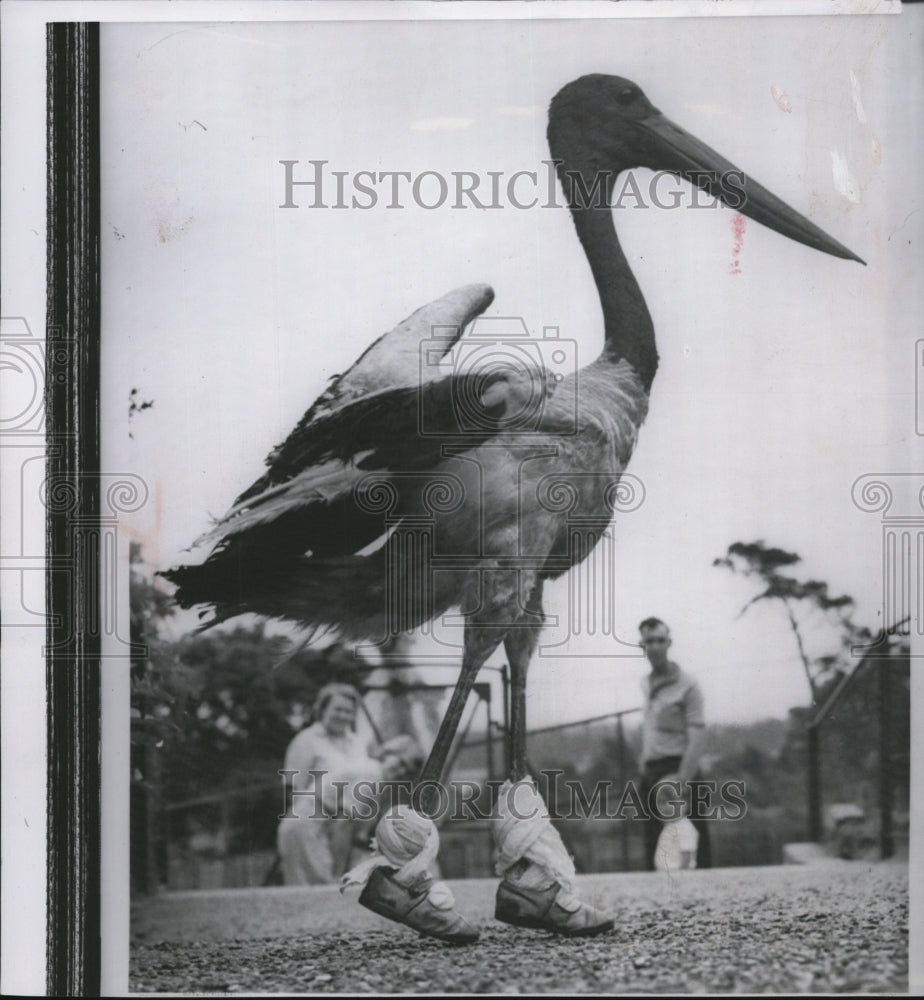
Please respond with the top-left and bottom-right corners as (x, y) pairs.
(164, 74), (860, 833)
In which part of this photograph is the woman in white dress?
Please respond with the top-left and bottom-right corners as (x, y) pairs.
(277, 683), (383, 885)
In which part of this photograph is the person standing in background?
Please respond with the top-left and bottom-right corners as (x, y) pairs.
(637, 617), (712, 870)
(277, 683), (382, 884)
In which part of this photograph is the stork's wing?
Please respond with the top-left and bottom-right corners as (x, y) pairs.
(192, 283), (497, 556)
(170, 327), (555, 628)
(304, 283), (495, 417)
(235, 283), (493, 504)
(198, 366), (537, 551)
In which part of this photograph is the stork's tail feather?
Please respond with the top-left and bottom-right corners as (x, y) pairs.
(159, 547), (458, 640)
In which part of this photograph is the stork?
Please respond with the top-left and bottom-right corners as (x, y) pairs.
(163, 74), (861, 940)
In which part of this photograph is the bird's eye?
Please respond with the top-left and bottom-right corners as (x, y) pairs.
(617, 86), (637, 105)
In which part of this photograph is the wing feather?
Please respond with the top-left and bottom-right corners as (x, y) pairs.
(201, 368), (531, 550)
(236, 282), (494, 504)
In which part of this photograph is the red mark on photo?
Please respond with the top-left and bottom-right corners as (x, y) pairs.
(771, 84), (793, 114)
(730, 213), (747, 275)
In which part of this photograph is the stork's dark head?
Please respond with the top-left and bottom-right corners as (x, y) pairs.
(550, 75), (659, 130)
(548, 75), (660, 175)
(548, 73), (864, 264)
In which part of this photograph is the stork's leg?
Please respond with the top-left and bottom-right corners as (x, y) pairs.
(504, 579), (544, 782)
(416, 624), (503, 816)
(492, 580), (613, 937)
(354, 622), (499, 944)
(355, 572), (532, 945)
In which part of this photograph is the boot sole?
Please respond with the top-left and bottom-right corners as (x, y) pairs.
(496, 909), (615, 937)
(361, 893), (480, 945)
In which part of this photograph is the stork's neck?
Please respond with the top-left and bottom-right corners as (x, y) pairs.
(556, 158), (658, 391)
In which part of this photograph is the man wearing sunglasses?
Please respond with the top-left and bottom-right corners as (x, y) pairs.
(637, 617), (712, 870)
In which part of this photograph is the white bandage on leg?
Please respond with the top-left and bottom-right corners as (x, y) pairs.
(493, 779), (580, 910)
(340, 804), (455, 909)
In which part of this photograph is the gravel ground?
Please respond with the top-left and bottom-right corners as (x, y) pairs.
(130, 860), (908, 994)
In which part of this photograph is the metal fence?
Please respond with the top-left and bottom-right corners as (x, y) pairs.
(152, 701), (786, 891)
(137, 639), (913, 892)
(805, 646), (910, 859)
(158, 708), (646, 891)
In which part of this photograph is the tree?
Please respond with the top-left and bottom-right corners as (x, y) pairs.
(163, 626), (374, 800)
(130, 541), (378, 798)
(713, 540), (866, 703)
(130, 541), (201, 779)
(130, 540), (189, 892)
(130, 544), (384, 887)
(714, 540), (884, 844)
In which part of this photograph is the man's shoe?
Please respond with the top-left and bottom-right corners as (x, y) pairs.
(495, 880), (613, 937)
(358, 867), (480, 945)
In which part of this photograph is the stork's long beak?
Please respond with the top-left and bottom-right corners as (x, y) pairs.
(638, 112), (865, 265)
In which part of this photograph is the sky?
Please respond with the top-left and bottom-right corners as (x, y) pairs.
(101, 11), (923, 728)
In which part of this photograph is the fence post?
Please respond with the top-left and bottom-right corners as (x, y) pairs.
(806, 723), (822, 842)
(130, 744), (161, 895)
(484, 688), (495, 782)
(616, 713), (630, 870)
(878, 661), (894, 859)
(501, 663), (511, 777)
